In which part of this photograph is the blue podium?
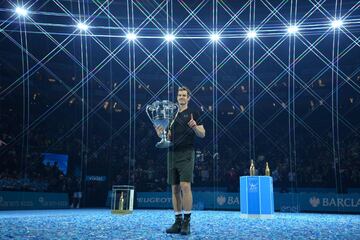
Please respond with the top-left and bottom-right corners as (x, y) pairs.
(240, 176), (274, 215)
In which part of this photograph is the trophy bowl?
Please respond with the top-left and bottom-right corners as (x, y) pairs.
(146, 100), (179, 148)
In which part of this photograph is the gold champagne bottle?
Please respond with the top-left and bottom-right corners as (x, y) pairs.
(119, 192), (124, 210)
(265, 162), (270, 176)
(250, 159), (255, 176)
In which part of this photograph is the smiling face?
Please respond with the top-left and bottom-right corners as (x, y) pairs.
(177, 89), (190, 107)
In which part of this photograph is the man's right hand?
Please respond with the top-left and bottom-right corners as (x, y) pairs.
(154, 125), (164, 138)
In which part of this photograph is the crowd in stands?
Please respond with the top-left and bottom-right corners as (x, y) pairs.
(1, 68), (360, 200)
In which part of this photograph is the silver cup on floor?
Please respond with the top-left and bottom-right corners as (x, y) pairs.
(146, 100), (179, 148)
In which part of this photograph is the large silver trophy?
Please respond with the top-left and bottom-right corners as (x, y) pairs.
(146, 100), (179, 148)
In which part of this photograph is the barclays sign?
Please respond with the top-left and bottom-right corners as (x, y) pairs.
(310, 196), (360, 208)
(216, 195), (240, 206)
(135, 191), (360, 213)
(276, 193), (360, 213)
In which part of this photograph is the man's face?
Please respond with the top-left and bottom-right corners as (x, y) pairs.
(177, 90), (189, 106)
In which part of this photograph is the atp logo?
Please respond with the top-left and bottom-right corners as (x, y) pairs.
(309, 196), (320, 207)
(217, 195), (226, 206)
(248, 181), (258, 192)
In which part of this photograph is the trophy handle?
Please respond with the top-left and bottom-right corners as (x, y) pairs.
(168, 104), (179, 130)
(146, 105), (155, 126)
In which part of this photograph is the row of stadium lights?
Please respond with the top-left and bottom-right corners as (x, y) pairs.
(16, 6), (344, 41)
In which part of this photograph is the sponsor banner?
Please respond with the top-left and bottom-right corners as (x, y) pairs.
(135, 192), (240, 210)
(133, 192), (360, 213)
(274, 188), (337, 193)
(86, 176), (107, 182)
(136, 192), (172, 208)
(303, 193), (360, 212)
(211, 193), (240, 209)
(276, 193), (360, 213)
(0, 191), (69, 210)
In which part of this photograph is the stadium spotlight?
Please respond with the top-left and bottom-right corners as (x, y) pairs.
(287, 25), (299, 34)
(164, 33), (175, 42)
(210, 33), (220, 42)
(246, 30), (257, 39)
(77, 22), (89, 31)
(126, 32), (137, 41)
(15, 7), (28, 16)
(331, 19), (343, 29)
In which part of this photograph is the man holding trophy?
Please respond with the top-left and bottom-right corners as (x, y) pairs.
(147, 86), (205, 235)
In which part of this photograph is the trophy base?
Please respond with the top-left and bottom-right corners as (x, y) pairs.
(155, 140), (173, 148)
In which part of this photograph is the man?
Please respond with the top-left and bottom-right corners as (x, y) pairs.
(155, 86), (205, 235)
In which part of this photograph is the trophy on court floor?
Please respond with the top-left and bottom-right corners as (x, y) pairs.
(146, 100), (179, 148)
(111, 185), (134, 214)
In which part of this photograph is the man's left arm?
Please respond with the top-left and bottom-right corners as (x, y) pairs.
(193, 124), (205, 138)
(188, 113), (205, 138)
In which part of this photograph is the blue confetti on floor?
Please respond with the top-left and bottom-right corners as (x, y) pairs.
(0, 209), (359, 239)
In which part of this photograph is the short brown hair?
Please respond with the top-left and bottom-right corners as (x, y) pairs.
(178, 86), (191, 96)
